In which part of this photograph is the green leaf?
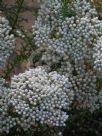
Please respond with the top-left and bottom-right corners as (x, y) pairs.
(61, 0), (75, 18)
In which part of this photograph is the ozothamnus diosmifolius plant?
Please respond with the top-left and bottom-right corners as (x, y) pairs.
(0, 0), (102, 136)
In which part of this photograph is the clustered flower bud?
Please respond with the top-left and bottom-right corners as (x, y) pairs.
(41, 48), (73, 76)
(0, 67), (74, 133)
(93, 36), (102, 77)
(32, 0), (102, 111)
(33, 0), (102, 61)
(0, 78), (14, 134)
(0, 16), (15, 69)
(72, 72), (99, 111)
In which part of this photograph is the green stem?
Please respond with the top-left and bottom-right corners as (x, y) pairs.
(10, 0), (24, 33)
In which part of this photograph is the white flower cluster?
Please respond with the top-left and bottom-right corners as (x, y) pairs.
(0, 67), (74, 133)
(93, 36), (102, 76)
(41, 48), (73, 76)
(72, 72), (99, 112)
(0, 16), (15, 69)
(33, 0), (102, 60)
(32, 0), (102, 111)
(0, 78), (16, 134)
(72, 0), (97, 17)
